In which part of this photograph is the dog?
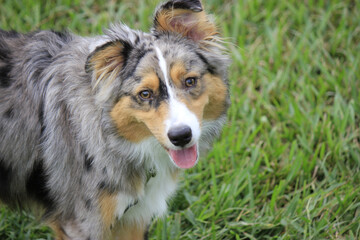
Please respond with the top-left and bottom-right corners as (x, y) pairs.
(0, 0), (230, 239)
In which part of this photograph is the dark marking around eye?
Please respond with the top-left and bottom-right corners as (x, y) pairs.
(155, 77), (169, 108)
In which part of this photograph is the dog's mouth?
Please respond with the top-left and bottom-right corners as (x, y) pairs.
(166, 144), (198, 169)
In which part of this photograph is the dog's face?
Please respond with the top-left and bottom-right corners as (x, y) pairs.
(86, 0), (229, 169)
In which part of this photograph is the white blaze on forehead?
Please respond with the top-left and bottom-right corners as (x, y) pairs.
(154, 47), (200, 148)
(154, 47), (174, 98)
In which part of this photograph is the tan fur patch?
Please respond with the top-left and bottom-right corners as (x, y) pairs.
(170, 62), (187, 88)
(133, 102), (169, 144)
(49, 222), (70, 240)
(203, 73), (228, 120)
(155, 9), (218, 42)
(111, 221), (147, 240)
(110, 96), (152, 142)
(134, 72), (159, 94)
(99, 192), (118, 229)
(89, 41), (125, 88)
(170, 62), (201, 87)
(110, 98), (169, 144)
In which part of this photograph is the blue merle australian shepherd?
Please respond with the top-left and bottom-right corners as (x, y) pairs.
(0, 0), (230, 239)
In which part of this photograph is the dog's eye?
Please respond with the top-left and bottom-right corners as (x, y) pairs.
(184, 77), (197, 88)
(139, 90), (153, 100)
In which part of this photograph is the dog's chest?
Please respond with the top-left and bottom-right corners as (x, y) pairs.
(116, 165), (179, 224)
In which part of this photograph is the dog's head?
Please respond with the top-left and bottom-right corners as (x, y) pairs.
(86, 0), (230, 169)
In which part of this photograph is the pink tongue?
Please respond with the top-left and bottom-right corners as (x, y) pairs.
(169, 145), (198, 169)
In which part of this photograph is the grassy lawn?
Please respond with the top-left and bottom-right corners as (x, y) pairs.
(1, 0), (359, 239)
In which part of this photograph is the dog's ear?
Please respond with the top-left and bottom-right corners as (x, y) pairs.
(153, 0), (217, 42)
(85, 40), (132, 88)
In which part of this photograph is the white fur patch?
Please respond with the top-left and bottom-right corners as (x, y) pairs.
(114, 193), (135, 219)
(119, 137), (178, 224)
(154, 47), (201, 149)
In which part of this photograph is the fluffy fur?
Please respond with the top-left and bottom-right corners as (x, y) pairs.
(0, 0), (230, 239)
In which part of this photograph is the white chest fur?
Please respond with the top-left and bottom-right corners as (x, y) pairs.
(121, 168), (178, 224)
(115, 138), (179, 225)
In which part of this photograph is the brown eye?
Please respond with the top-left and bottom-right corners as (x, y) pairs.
(139, 90), (152, 100)
(184, 77), (197, 88)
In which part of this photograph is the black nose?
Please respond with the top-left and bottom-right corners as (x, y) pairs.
(168, 125), (192, 147)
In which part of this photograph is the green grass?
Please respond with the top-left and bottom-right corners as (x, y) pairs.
(1, 0), (359, 239)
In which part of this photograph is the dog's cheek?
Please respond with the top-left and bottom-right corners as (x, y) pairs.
(110, 97), (170, 144)
(179, 92), (208, 126)
(110, 97), (152, 142)
(203, 74), (228, 120)
(132, 102), (170, 145)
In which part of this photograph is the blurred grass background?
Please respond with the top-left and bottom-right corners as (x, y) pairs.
(0, 0), (359, 239)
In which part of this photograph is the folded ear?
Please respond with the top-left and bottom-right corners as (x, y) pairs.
(85, 40), (132, 88)
(153, 0), (218, 42)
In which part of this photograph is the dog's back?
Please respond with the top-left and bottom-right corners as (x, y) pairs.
(0, 30), (73, 208)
